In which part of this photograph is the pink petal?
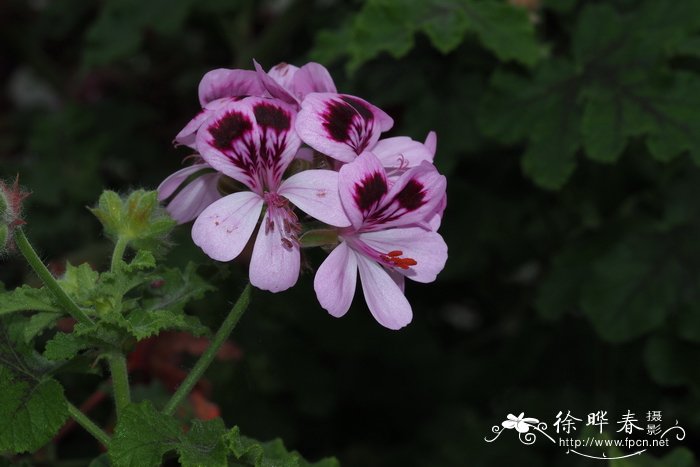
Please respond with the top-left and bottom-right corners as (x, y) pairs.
(358, 227), (447, 283)
(426, 193), (447, 231)
(314, 242), (358, 317)
(386, 268), (405, 293)
(372, 136), (434, 173)
(253, 60), (297, 105)
(198, 69), (266, 106)
(356, 255), (412, 330)
(338, 151), (389, 229)
(174, 110), (210, 149)
(267, 62), (300, 92)
(278, 170), (351, 227)
(191, 191), (264, 262)
(174, 98), (237, 149)
(295, 93), (393, 162)
(158, 164), (209, 201)
(164, 172), (221, 224)
(377, 161), (447, 230)
(291, 62), (337, 99)
(195, 97), (301, 193)
(424, 131), (437, 156)
(249, 210), (301, 292)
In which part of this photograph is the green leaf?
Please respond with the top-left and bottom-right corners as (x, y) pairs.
(111, 406), (241, 467)
(224, 426), (340, 467)
(21, 312), (60, 343)
(110, 401), (181, 467)
(125, 309), (207, 340)
(0, 285), (59, 315)
(43, 331), (93, 361)
(434, 0), (541, 65)
(141, 263), (214, 315)
(0, 367), (69, 454)
(479, 61), (581, 189)
(580, 235), (682, 342)
(59, 262), (100, 307)
(115, 263), (212, 340)
(312, 0), (541, 72)
(177, 418), (227, 467)
(480, 1), (700, 188)
(123, 250), (157, 272)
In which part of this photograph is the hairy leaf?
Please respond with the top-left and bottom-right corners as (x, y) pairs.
(0, 367), (69, 453)
(177, 418), (227, 467)
(0, 286), (59, 315)
(110, 401), (181, 467)
(224, 426), (340, 467)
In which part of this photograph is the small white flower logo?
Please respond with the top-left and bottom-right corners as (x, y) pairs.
(502, 413), (540, 433)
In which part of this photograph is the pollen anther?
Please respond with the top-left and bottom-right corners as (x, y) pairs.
(381, 250), (417, 270)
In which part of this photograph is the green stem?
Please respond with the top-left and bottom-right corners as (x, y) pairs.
(14, 228), (94, 326)
(108, 353), (131, 418)
(67, 402), (111, 447)
(110, 236), (129, 272)
(163, 284), (252, 416)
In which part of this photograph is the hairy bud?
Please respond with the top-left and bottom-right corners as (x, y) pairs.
(0, 176), (31, 252)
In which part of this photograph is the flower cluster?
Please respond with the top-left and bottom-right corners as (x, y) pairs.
(159, 61), (448, 330)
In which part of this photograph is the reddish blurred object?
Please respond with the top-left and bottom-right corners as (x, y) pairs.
(128, 331), (243, 419)
(55, 330), (243, 448)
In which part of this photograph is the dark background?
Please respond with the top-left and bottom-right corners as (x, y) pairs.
(2, 0), (700, 465)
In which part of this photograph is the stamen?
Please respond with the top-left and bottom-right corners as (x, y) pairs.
(380, 250), (417, 270)
(263, 192), (301, 250)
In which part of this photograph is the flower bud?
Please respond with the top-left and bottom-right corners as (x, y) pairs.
(0, 176), (30, 252)
(90, 189), (176, 253)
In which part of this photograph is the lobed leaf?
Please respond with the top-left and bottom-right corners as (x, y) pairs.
(0, 367), (69, 454)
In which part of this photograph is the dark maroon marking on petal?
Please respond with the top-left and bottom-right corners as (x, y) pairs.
(354, 172), (387, 212)
(322, 99), (355, 142)
(395, 179), (426, 211)
(341, 96), (373, 120)
(254, 102), (291, 132)
(209, 111), (253, 151)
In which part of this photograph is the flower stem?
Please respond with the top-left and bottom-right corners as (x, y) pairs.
(110, 236), (129, 272)
(163, 283), (252, 416)
(108, 353), (131, 418)
(14, 228), (94, 326)
(66, 402), (111, 447)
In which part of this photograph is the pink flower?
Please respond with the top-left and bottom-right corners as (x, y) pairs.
(365, 131), (445, 230)
(174, 60), (337, 149)
(253, 60), (337, 105)
(157, 162), (222, 224)
(190, 96), (350, 292)
(295, 93), (394, 162)
(313, 151), (447, 330)
(373, 131), (437, 179)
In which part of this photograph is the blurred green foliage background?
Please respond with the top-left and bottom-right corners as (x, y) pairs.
(2, 0), (700, 465)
